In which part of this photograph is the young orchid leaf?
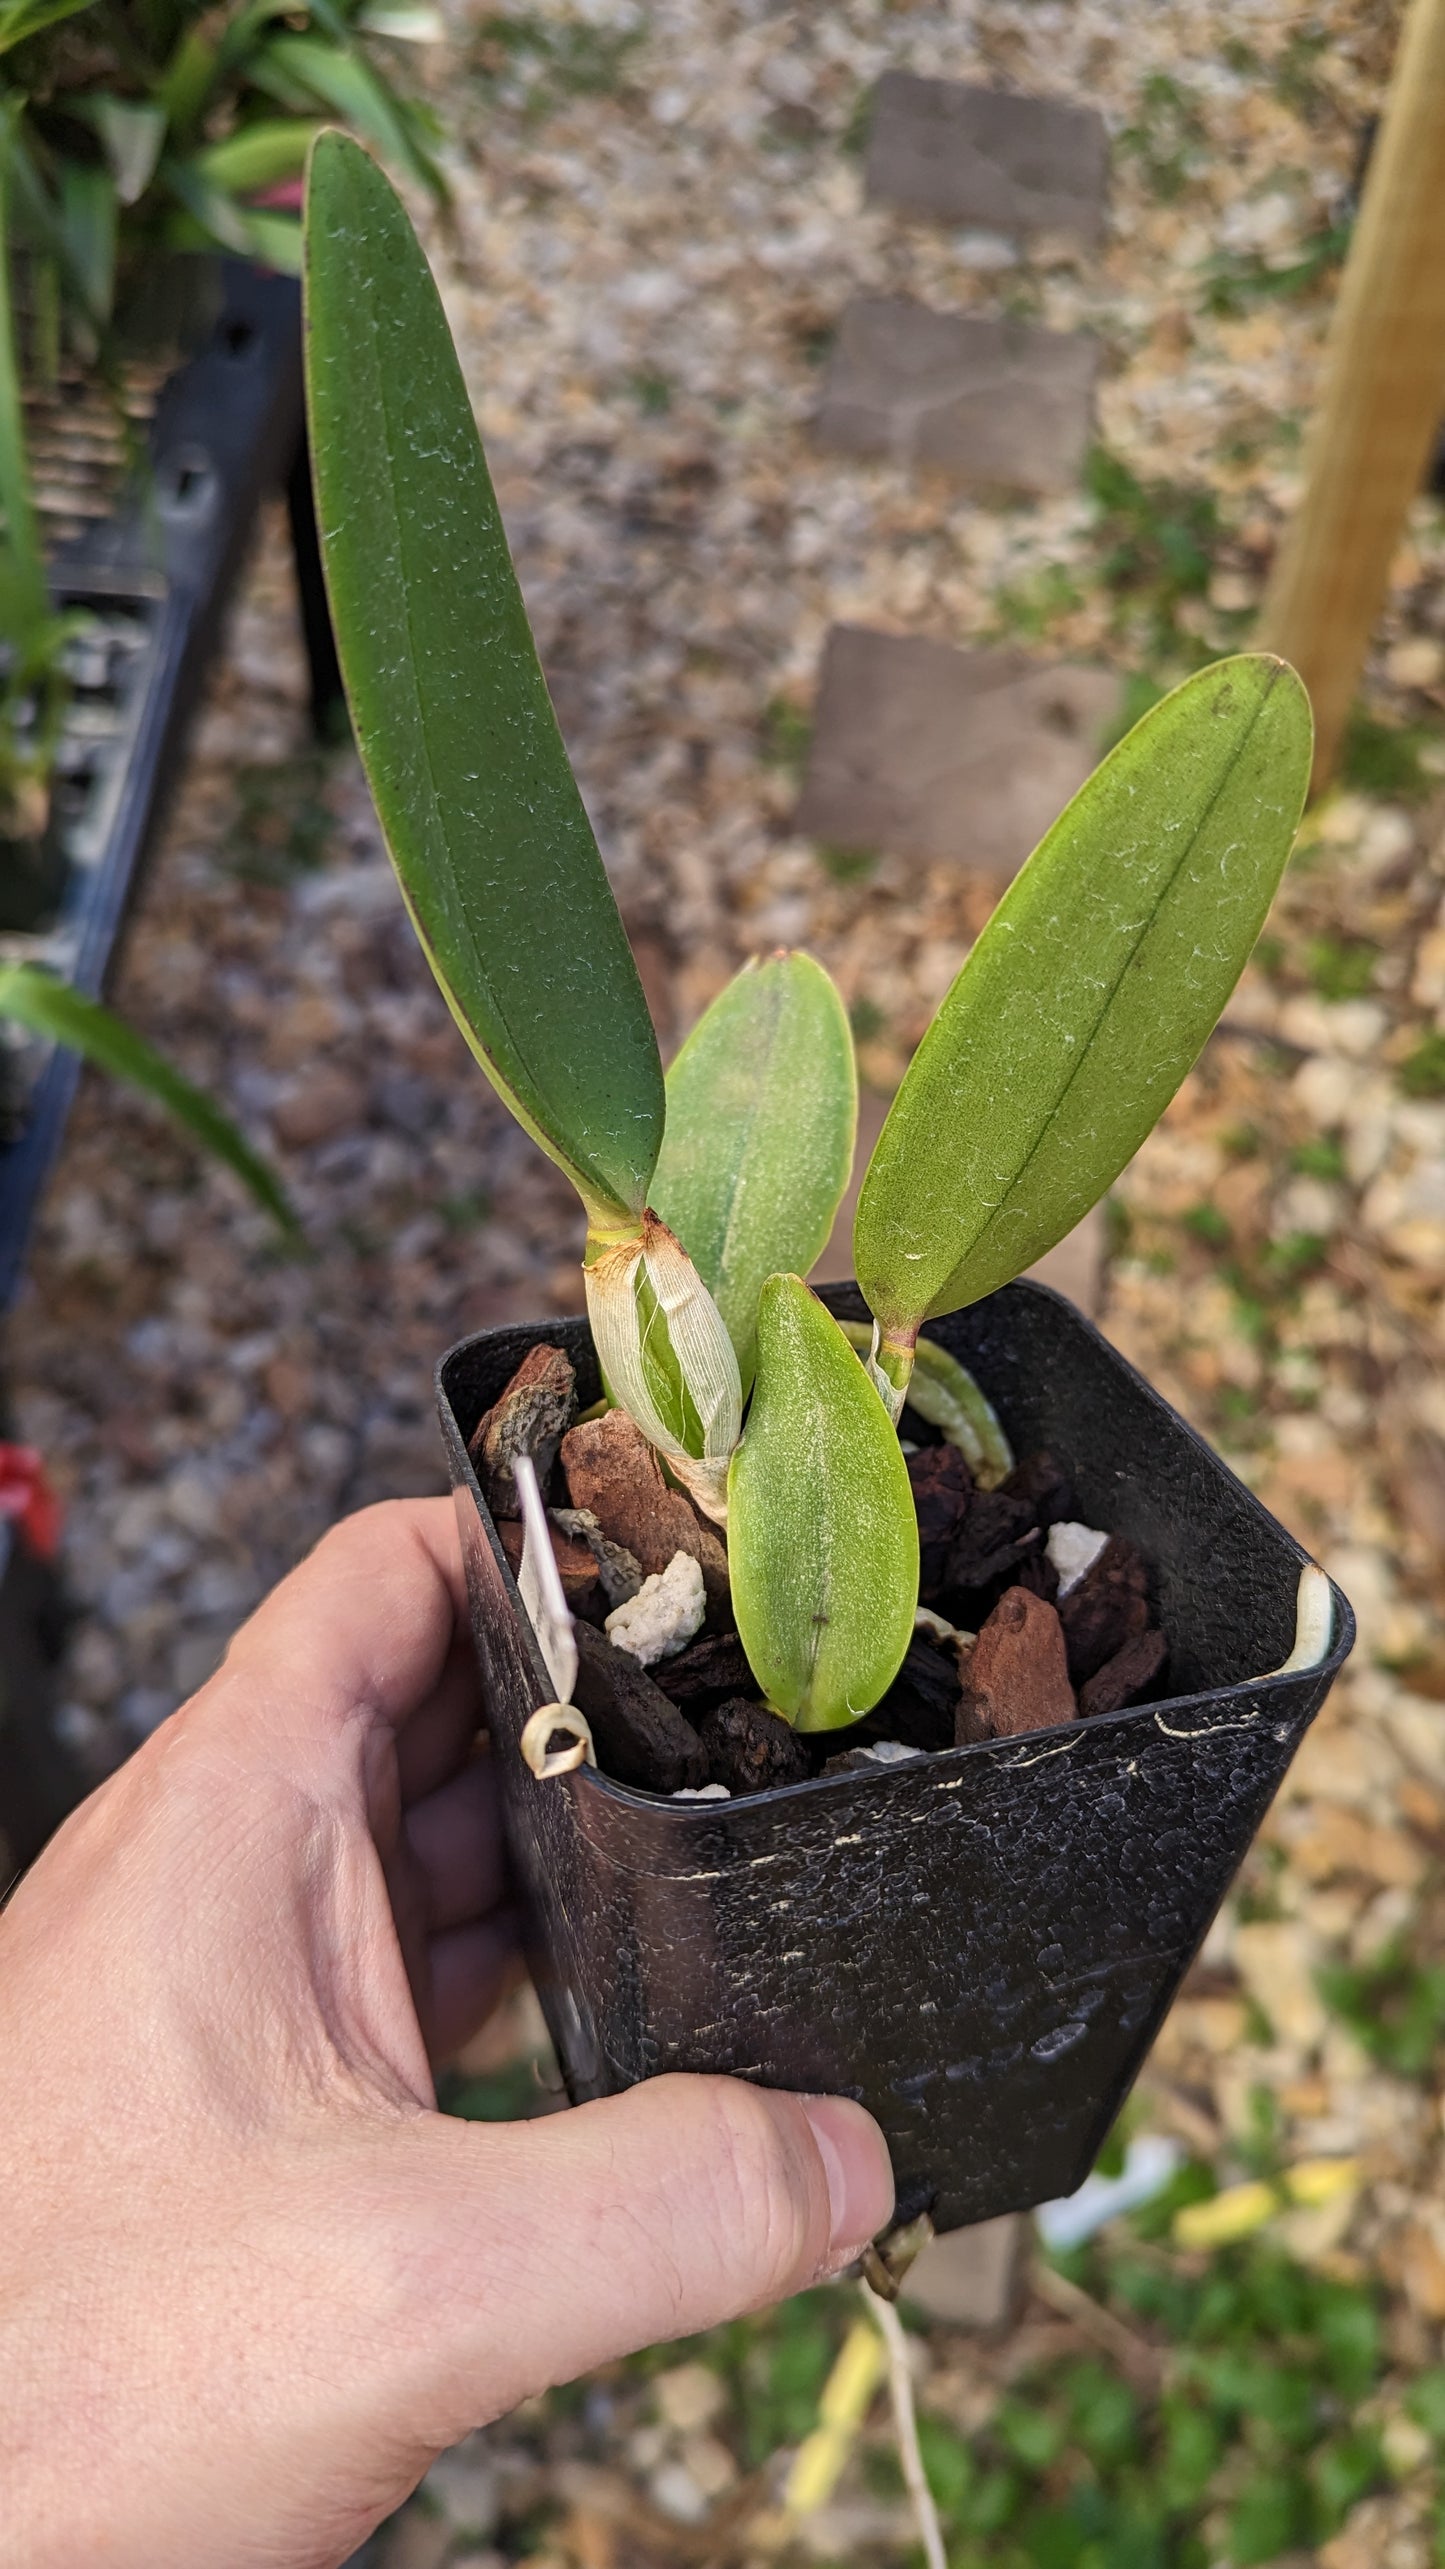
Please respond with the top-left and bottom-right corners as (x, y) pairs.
(835, 1320), (1013, 1486)
(303, 132), (664, 1233)
(651, 952), (857, 1387)
(0, 966), (299, 1236)
(855, 654), (1311, 1394)
(729, 1275), (918, 1731)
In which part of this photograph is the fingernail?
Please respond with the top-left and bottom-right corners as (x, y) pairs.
(801, 2095), (895, 2268)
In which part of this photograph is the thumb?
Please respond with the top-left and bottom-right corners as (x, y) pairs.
(392, 2075), (894, 2433)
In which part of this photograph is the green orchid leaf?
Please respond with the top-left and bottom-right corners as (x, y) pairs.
(77, 97), (167, 206)
(193, 118), (322, 195)
(0, 0), (95, 58)
(262, 37), (442, 195)
(729, 1274), (918, 1731)
(856, 654), (1312, 1349)
(304, 132), (664, 1229)
(651, 952), (857, 1386)
(155, 25), (219, 136)
(0, 118), (45, 630)
(58, 160), (116, 329)
(161, 153), (299, 265)
(0, 967), (298, 1237)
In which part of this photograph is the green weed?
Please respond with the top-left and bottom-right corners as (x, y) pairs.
(1400, 1032), (1445, 1098)
(1118, 72), (1208, 203)
(1289, 1136), (1346, 1181)
(1258, 1231), (1328, 1286)
(1182, 1201), (1231, 1250)
(816, 842), (878, 885)
(626, 368), (673, 416)
(1319, 1940), (1445, 2080)
(759, 696), (812, 778)
(1339, 707), (1434, 802)
(991, 564), (1085, 643)
(470, 11), (645, 116)
(1202, 219), (1350, 321)
(226, 754), (334, 884)
(1273, 25), (1332, 122)
(1085, 448), (1218, 658)
(1307, 936), (1378, 1002)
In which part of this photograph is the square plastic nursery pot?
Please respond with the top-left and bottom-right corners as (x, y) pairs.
(438, 1279), (1353, 2235)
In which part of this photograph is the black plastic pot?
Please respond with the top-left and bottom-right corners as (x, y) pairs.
(438, 1279), (1353, 2235)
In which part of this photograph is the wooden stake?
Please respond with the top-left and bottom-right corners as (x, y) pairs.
(1258, 0), (1445, 789)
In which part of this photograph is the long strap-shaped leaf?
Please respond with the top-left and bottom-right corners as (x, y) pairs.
(0, 967), (298, 1236)
(304, 133), (663, 1230)
(651, 952), (856, 1387)
(856, 655), (1311, 1343)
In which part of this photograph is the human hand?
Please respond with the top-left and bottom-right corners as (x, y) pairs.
(0, 1498), (893, 2569)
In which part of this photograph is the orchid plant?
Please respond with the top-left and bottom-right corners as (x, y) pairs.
(303, 134), (1312, 1739)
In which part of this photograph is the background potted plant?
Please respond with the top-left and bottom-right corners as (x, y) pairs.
(302, 132), (1354, 2239)
(0, 0), (443, 1297)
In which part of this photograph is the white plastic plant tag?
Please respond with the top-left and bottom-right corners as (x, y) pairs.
(513, 1453), (579, 1706)
(1268, 1561), (1333, 1675)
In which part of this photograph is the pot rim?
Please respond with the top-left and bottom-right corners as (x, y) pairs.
(438, 1278), (1356, 1823)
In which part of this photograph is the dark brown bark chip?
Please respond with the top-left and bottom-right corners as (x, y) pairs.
(1057, 1535), (1151, 1686)
(906, 1445), (974, 1596)
(1000, 1449), (1077, 1527)
(651, 1631), (754, 1711)
(852, 1638), (960, 1752)
(571, 1624), (708, 1794)
(469, 1344), (577, 1518)
(958, 1586), (1077, 1741)
(699, 1697), (812, 1794)
(936, 1495), (1042, 1624)
(1079, 1624), (1168, 1720)
(498, 1516), (604, 1625)
(1013, 1550), (1060, 1605)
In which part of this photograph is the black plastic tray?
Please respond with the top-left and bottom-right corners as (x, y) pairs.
(0, 259), (307, 1308)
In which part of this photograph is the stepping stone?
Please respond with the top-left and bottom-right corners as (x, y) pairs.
(795, 626), (1120, 879)
(865, 72), (1109, 245)
(902, 2213), (1028, 2330)
(815, 294), (1098, 495)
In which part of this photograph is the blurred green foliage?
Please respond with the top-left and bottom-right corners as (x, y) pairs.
(468, 10), (644, 118)
(1201, 219), (1350, 321)
(1339, 709), (1434, 802)
(1400, 1032), (1445, 1099)
(1084, 449), (1218, 662)
(1306, 936), (1378, 1002)
(1319, 1940), (1445, 2082)
(1118, 72), (1207, 203)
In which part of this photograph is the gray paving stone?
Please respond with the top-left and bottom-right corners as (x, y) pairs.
(816, 294), (1098, 495)
(795, 626), (1121, 879)
(865, 72), (1109, 244)
(902, 2213), (1029, 2330)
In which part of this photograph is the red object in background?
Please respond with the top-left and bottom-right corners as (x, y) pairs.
(0, 1445), (63, 1563)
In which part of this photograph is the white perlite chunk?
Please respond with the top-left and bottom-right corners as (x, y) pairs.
(605, 1549), (706, 1666)
(672, 1782), (731, 1800)
(859, 1739), (920, 1765)
(1046, 1520), (1109, 1599)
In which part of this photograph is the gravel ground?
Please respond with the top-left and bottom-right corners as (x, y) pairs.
(13, 1), (1445, 2560)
